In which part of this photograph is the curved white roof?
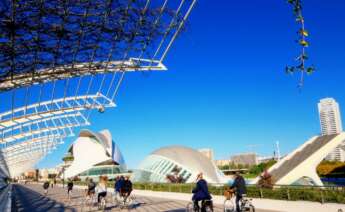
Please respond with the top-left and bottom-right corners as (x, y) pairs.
(64, 129), (125, 178)
(151, 145), (225, 183)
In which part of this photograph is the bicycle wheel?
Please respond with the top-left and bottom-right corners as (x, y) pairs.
(205, 205), (213, 212)
(224, 199), (235, 212)
(247, 204), (255, 212)
(112, 193), (119, 206)
(186, 202), (195, 212)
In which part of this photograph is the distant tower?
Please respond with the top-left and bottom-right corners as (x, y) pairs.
(318, 98), (344, 161)
(276, 141), (281, 161)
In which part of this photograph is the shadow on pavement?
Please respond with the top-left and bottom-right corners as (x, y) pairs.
(12, 184), (76, 212)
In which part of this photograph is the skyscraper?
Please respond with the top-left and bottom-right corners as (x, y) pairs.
(318, 98), (344, 161)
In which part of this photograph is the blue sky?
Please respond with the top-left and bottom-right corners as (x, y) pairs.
(38, 0), (345, 169)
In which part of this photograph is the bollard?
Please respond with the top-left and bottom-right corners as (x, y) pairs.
(320, 190), (324, 204)
(287, 188), (290, 200)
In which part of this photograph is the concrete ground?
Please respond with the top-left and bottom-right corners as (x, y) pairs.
(11, 183), (275, 212)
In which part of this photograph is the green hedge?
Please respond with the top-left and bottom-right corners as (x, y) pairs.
(59, 180), (345, 204)
(132, 183), (345, 204)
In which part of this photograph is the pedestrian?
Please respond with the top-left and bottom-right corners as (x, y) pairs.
(43, 180), (50, 195)
(67, 179), (74, 200)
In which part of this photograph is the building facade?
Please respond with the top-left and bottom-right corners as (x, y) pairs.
(133, 146), (226, 184)
(318, 98), (345, 161)
(63, 129), (128, 180)
(231, 153), (258, 166)
(214, 159), (231, 167)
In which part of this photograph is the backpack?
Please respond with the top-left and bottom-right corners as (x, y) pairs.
(89, 182), (96, 190)
(43, 182), (49, 189)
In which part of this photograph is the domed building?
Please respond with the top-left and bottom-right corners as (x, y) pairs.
(63, 129), (127, 180)
(133, 146), (226, 184)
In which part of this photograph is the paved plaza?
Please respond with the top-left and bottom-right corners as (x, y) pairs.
(11, 183), (275, 212)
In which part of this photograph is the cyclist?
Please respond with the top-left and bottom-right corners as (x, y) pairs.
(120, 176), (132, 202)
(87, 178), (96, 198)
(192, 173), (212, 212)
(96, 176), (108, 205)
(230, 172), (247, 212)
(114, 176), (123, 196)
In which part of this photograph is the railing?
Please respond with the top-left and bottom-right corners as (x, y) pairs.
(131, 183), (345, 204)
(38, 180), (345, 204)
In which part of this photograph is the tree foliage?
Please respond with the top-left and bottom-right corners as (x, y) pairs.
(317, 161), (345, 177)
(285, 0), (315, 88)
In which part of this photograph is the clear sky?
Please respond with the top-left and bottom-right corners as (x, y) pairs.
(37, 0), (345, 169)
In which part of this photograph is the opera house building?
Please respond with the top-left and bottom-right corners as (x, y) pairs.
(63, 129), (128, 180)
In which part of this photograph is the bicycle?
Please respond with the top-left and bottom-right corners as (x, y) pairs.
(98, 195), (107, 211)
(118, 192), (135, 209)
(239, 195), (255, 212)
(186, 199), (214, 212)
(223, 189), (235, 212)
(82, 190), (96, 211)
(224, 198), (235, 212)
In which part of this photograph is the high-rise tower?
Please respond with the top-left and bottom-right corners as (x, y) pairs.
(318, 98), (344, 161)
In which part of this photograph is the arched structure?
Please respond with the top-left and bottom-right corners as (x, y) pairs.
(133, 145), (226, 184)
(252, 133), (345, 186)
(0, 0), (197, 178)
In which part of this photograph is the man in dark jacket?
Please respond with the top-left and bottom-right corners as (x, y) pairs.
(192, 173), (212, 211)
(230, 172), (247, 212)
(121, 176), (132, 201)
(87, 178), (96, 196)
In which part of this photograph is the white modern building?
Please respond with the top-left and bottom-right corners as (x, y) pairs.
(318, 98), (345, 161)
(64, 129), (127, 180)
(252, 133), (345, 186)
(133, 146), (227, 184)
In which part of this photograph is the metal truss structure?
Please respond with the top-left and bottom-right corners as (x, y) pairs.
(0, 0), (197, 177)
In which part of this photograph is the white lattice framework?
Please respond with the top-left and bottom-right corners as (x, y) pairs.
(0, 0), (197, 177)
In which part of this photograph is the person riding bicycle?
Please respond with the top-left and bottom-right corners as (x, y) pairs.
(114, 176), (124, 197)
(87, 178), (96, 197)
(230, 172), (247, 212)
(96, 176), (108, 204)
(120, 176), (132, 201)
(192, 173), (212, 212)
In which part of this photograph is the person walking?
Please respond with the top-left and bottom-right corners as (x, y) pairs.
(67, 179), (74, 200)
(230, 172), (247, 212)
(43, 180), (50, 195)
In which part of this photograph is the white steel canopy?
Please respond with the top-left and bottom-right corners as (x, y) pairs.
(0, 0), (197, 178)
